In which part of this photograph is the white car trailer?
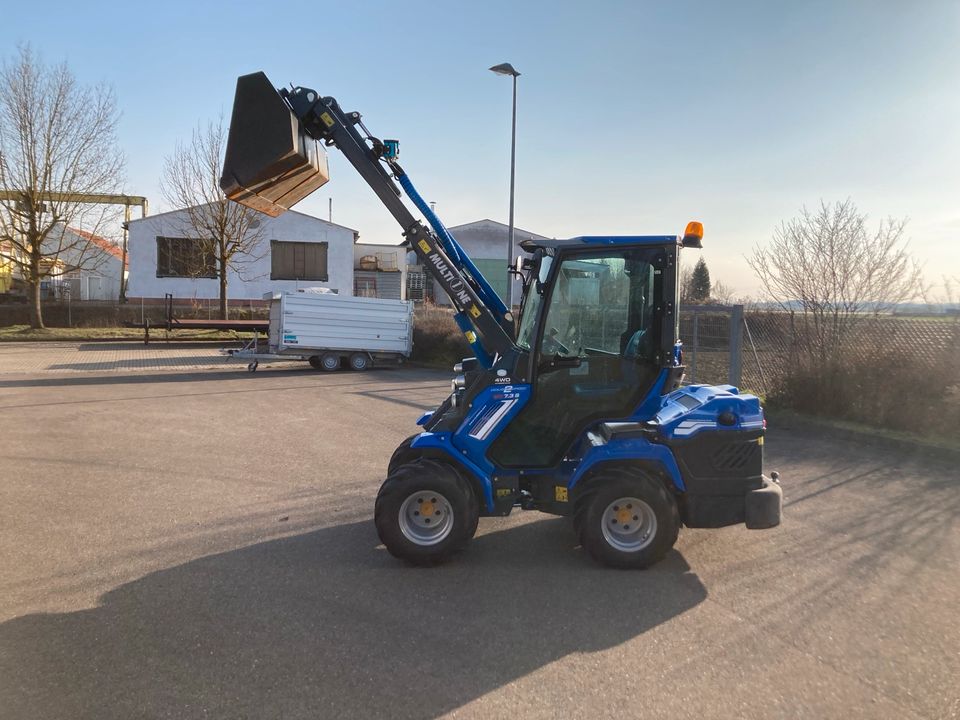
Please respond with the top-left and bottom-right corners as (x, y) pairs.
(227, 289), (413, 372)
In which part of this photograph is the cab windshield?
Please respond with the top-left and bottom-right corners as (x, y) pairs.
(540, 250), (659, 362)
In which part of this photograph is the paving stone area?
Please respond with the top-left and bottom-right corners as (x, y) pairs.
(0, 342), (241, 375)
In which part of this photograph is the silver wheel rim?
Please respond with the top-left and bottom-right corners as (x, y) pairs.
(398, 490), (454, 546)
(601, 496), (657, 552)
(351, 354), (368, 370)
(322, 355), (339, 370)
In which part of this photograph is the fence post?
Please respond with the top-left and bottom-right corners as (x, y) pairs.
(690, 311), (699, 383)
(728, 304), (744, 386)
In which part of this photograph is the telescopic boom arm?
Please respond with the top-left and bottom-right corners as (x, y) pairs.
(220, 72), (516, 366)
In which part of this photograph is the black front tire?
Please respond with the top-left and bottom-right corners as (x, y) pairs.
(574, 467), (680, 569)
(388, 434), (421, 476)
(375, 459), (479, 566)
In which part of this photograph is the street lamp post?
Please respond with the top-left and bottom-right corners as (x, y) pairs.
(489, 62), (520, 311)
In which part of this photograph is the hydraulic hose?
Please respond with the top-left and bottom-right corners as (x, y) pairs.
(396, 171), (511, 320)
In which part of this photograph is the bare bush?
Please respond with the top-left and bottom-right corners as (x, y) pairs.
(749, 200), (922, 362)
(709, 280), (738, 306)
(411, 304), (468, 367)
(747, 199), (925, 414)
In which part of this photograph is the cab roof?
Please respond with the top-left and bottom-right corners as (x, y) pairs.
(519, 235), (680, 252)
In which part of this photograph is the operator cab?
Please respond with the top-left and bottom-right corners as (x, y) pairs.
(492, 236), (679, 468)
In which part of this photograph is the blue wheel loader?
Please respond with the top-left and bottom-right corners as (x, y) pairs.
(220, 72), (782, 569)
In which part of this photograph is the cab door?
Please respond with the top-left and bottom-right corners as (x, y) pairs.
(490, 247), (666, 468)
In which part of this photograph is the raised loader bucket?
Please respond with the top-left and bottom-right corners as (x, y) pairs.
(220, 71), (329, 217)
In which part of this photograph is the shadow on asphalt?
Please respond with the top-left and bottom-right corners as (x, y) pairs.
(750, 426), (960, 643)
(0, 518), (706, 719)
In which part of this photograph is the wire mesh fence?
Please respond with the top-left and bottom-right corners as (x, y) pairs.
(680, 305), (960, 401)
(678, 305), (738, 386)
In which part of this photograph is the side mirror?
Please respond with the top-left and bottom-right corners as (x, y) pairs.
(536, 253), (553, 294)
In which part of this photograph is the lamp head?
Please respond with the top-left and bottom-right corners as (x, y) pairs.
(489, 63), (520, 77)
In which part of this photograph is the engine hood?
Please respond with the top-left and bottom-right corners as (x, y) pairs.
(656, 384), (764, 440)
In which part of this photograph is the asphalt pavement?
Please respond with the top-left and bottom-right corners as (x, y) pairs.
(0, 347), (957, 719)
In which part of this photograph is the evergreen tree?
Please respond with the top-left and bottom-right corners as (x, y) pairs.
(690, 257), (711, 302)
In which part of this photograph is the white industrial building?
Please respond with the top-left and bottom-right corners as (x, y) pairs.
(126, 205), (358, 302)
(125, 207), (545, 306)
(56, 227), (126, 301)
(0, 225), (125, 301)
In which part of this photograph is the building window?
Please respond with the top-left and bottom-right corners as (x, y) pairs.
(156, 237), (216, 278)
(271, 240), (328, 281)
(355, 275), (377, 297)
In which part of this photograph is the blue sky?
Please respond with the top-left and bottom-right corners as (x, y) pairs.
(3, 0), (958, 296)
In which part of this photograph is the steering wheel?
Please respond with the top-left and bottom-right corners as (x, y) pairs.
(542, 327), (571, 356)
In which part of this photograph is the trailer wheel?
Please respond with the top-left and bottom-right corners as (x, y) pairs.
(349, 352), (371, 371)
(375, 458), (479, 566)
(247, 361), (258, 373)
(309, 353), (341, 371)
(574, 468), (679, 569)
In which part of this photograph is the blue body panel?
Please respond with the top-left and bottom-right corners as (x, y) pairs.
(567, 382), (764, 493)
(451, 384), (532, 465)
(656, 384), (764, 440)
(569, 436), (686, 491)
(408, 370), (764, 514)
(412, 384), (532, 512)
(410, 431), (495, 510)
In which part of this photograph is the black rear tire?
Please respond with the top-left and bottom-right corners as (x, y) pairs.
(574, 467), (679, 569)
(375, 459), (479, 566)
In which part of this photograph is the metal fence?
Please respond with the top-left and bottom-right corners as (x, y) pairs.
(680, 305), (960, 396)
(678, 305), (742, 387)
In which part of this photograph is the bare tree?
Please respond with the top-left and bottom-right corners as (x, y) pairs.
(161, 118), (264, 320)
(922, 275), (960, 311)
(709, 279), (738, 305)
(748, 199), (922, 367)
(0, 46), (124, 328)
(678, 265), (694, 305)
